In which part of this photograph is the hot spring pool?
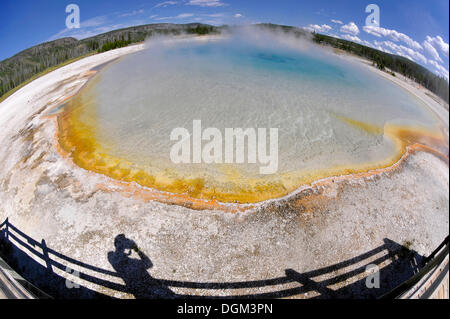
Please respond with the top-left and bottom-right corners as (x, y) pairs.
(57, 35), (446, 203)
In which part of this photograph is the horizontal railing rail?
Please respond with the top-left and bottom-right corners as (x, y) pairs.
(379, 235), (449, 299)
(0, 217), (447, 299)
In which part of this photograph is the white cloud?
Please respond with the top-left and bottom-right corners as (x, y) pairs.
(93, 26), (116, 33)
(428, 60), (449, 80)
(204, 13), (225, 17)
(154, 1), (178, 8)
(155, 13), (194, 20)
(340, 22), (359, 36)
(424, 35), (449, 58)
(178, 13), (194, 18)
(186, 0), (226, 7)
(189, 13), (227, 24)
(373, 43), (393, 55)
(362, 27), (449, 80)
(304, 24), (332, 33)
(47, 15), (108, 41)
(423, 39), (443, 63)
(234, 13), (243, 18)
(81, 16), (108, 28)
(363, 26), (422, 51)
(331, 19), (343, 25)
(48, 28), (70, 40)
(374, 40), (428, 65)
(119, 9), (144, 17)
(341, 34), (370, 46)
(328, 33), (341, 39)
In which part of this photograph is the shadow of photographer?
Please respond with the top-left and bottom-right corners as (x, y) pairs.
(1, 218), (441, 299)
(107, 234), (176, 299)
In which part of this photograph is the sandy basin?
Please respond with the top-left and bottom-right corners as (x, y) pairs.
(0, 36), (448, 298)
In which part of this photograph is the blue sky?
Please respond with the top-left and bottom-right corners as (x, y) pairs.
(0, 0), (448, 79)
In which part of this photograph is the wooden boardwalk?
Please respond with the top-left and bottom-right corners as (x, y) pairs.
(1, 224), (448, 299)
(0, 256), (35, 299)
(2, 253), (448, 299)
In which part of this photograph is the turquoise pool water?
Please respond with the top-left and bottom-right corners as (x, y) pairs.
(59, 34), (444, 202)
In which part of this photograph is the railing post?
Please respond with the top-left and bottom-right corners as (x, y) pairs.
(5, 217), (8, 241)
(41, 239), (53, 274)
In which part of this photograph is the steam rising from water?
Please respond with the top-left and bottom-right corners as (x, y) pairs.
(58, 29), (444, 203)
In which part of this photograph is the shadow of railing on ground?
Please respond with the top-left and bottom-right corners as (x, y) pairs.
(0, 218), (427, 299)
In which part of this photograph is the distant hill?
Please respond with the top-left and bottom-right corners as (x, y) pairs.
(1, 23), (448, 104)
(0, 23), (219, 98)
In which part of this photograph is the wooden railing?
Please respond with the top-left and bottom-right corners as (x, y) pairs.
(0, 217), (447, 299)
